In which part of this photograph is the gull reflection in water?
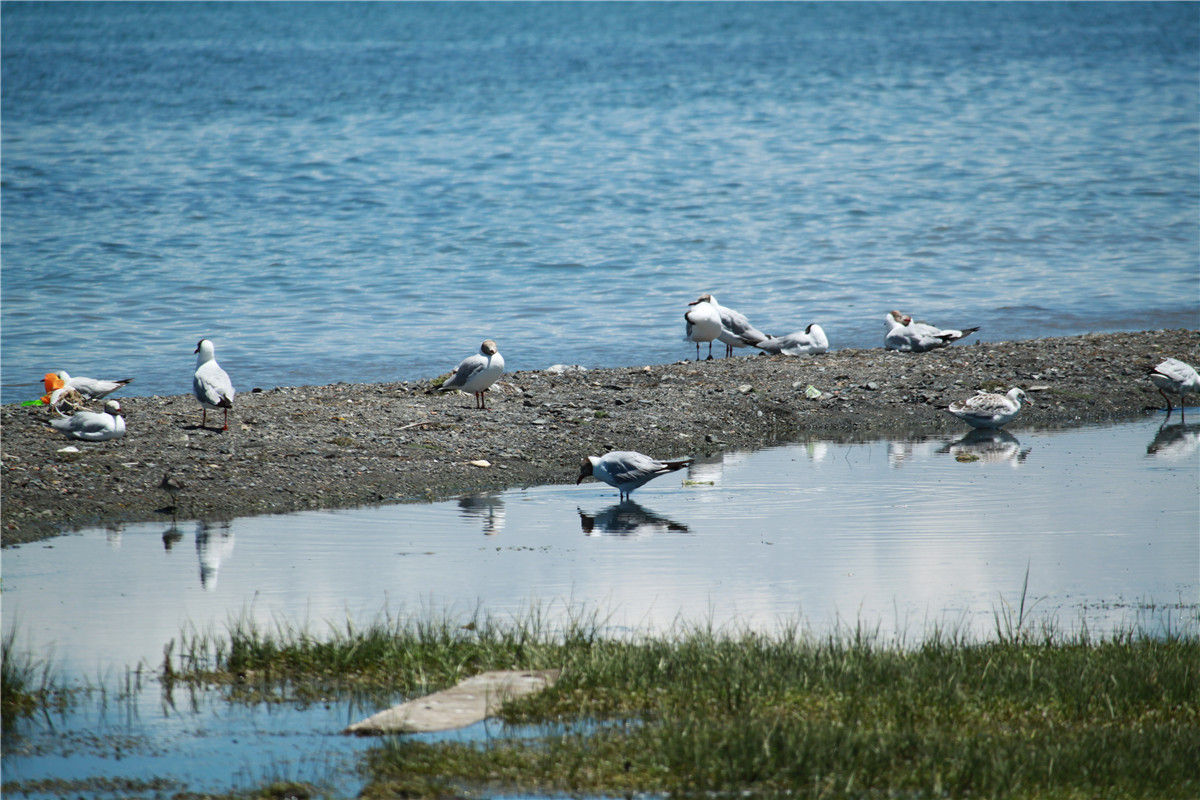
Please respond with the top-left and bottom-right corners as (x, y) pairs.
(1146, 422), (1200, 460)
(579, 500), (690, 537)
(195, 520), (235, 591)
(888, 440), (937, 468)
(939, 429), (1031, 466)
(457, 494), (506, 535)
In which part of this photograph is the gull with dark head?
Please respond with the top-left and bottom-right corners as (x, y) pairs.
(193, 339), (235, 431)
(1148, 358), (1200, 420)
(946, 387), (1027, 429)
(884, 310), (979, 352)
(755, 323), (828, 356)
(576, 450), (693, 501)
(51, 400), (126, 441)
(684, 294), (724, 361)
(441, 339), (504, 409)
(54, 371), (133, 400)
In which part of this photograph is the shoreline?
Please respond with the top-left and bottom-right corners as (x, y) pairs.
(3, 328), (1197, 546)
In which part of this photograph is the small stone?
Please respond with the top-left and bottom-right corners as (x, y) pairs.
(804, 385), (823, 399)
(57, 446), (80, 454)
(469, 460), (491, 468)
(864, 382), (879, 391)
(737, 384), (753, 394)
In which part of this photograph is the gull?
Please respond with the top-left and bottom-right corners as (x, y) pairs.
(709, 296), (770, 357)
(576, 450), (693, 501)
(53, 371), (133, 400)
(1148, 358), (1200, 420)
(440, 339), (504, 409)
(755, 324), (829, 356)
(50, 400), (126, 441)
(684, 294), (724, 361)
(946, 387), (1027, 429)
(193, 339), (235, 430)
(884, 310), (979, 352)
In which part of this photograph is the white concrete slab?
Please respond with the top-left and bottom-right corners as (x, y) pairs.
(344, 669), (561, 735)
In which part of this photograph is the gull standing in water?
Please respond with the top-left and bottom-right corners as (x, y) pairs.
(709, 295), (770, 357)
(1148, 358), (1200, 420)
(51, 400), (126, 441)
(884, 310), (979, 352)
(193, 339), (235, 430)
(946, 388), (1027, 429)
(441, 339), (504, 409)
(576, 450), (693, 501)
(684, 294), (724, 361)
(755, 323), (829, 356)
(54, 371), (133, 400)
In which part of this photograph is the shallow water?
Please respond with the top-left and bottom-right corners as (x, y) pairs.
(3, 419), (1197, 796)
(3, 3), (1197, 400)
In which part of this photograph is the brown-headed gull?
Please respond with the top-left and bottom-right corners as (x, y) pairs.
(576, 450), (693, 501)
(440, 339), (504, 409)
(1148, 358), (1200, 420)
(884, 310), (979, 352)
(755, 323), (828, 356)
(51, 399), (126, 441)
(946, 387), (1027, 429)
(193, 339), (235, 430)
(708, 295), (770, 357)
(54, 371), (132, 400)
(684, 294), (724, 361)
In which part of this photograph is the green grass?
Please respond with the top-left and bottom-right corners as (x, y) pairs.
(1, 626), (69, 726)
(166, 609), (1200, 799)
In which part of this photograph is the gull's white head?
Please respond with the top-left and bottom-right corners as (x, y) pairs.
(480, 339), (499, 356)
(690, 293), (716, 306)
(56, 370), (72, 382)
(194, 339), (216, 362)
(1008, 387), (1028, 404)
(103, 400), (122, 416)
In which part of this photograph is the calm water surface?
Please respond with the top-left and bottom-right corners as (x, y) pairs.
(3, 3), (1197, 400)
(4, 419), (1197, 797)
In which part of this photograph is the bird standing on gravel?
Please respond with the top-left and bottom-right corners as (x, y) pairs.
(193, 339), (235, 430)
(576, 450), (693, 501)
(884, 310), (979, 352)
(1148, 358), (1200, 420)
(51, 399), (126, 441)
(709, 295), (770, 357)
(684, 294), (724, 361)
(755, 323), (829, 356)
(441, 339), (504, 410)
(946, 388), (1027, 429)
(53, 371), (133, 400)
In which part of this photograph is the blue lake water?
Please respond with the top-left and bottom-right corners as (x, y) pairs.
(3, 419), (1198, 796)
(2, 2), (1197, 401)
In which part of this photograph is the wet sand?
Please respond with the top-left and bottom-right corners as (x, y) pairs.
(3, 329), (1197, 546)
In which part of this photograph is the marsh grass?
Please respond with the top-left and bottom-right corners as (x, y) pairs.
(1, 625), (74, 727)
(165, 608), (1200, 799)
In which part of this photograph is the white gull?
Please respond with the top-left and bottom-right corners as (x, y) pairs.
(683, 294), (724, 361)
(1148, 358), (1200, 420)
(441, 339), (504, 409)
(576, 450), (693, 501)
(54, 371), (133, 400)
(755, 323), (828, 356)
(884, 310), (979, 352)
(51, 399), (126, 441)
(193, 339), (235, 431)
(946, 387), (1027, 429)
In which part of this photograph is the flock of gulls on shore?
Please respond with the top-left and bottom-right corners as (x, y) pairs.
(38, 293), (1200, 501)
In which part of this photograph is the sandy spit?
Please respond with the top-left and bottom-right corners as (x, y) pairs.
(3, 329), (1197, 546)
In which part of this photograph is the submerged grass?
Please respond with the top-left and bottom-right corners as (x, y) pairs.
(166, 608), (1200, 799)
(1, 625), (75, 728)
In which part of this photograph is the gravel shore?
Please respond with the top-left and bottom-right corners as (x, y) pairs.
(3, 328), (1197, 546)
